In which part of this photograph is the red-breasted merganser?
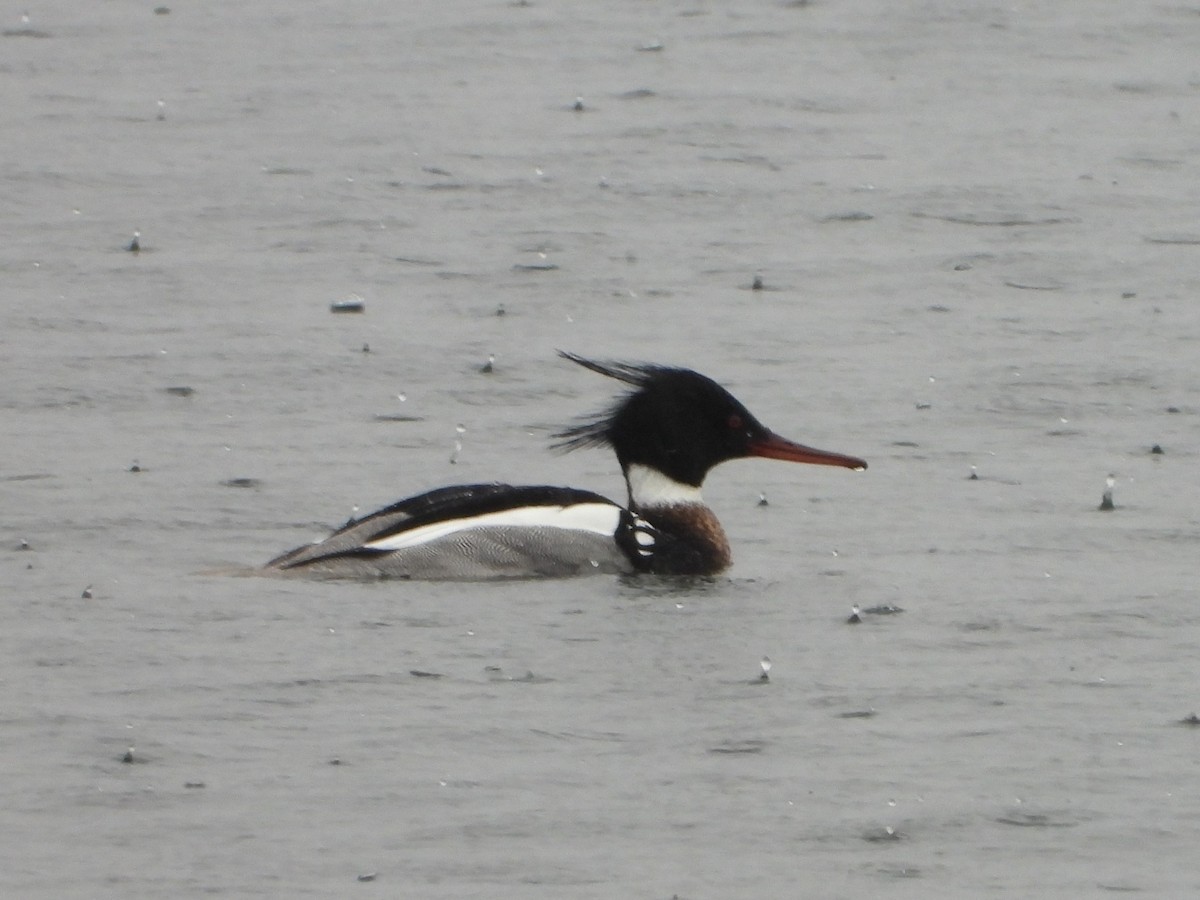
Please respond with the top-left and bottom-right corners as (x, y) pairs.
(264, 352), (867, 580)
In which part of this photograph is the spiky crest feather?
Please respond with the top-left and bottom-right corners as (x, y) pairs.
(550, 351), (681, 453)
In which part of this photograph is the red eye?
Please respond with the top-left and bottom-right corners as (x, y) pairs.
(728, 414), (743, 430)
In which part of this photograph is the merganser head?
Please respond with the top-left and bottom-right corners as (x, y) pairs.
(552, 352), (867, 503)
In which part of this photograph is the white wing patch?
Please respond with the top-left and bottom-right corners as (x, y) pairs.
(364, 502), (623, 552)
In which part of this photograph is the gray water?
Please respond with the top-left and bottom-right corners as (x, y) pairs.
(3, 1), (1199, 896)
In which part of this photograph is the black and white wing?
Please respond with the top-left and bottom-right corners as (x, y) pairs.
(265, 483), (637, 580)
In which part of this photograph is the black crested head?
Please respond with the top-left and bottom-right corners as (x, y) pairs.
(552, 351), (868, 488)
(552, 351), (779, 487)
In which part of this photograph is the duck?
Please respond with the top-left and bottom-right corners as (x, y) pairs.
(263, 351), (866, 579)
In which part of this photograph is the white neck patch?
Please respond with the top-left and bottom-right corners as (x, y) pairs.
(625, 463), (703, 509)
